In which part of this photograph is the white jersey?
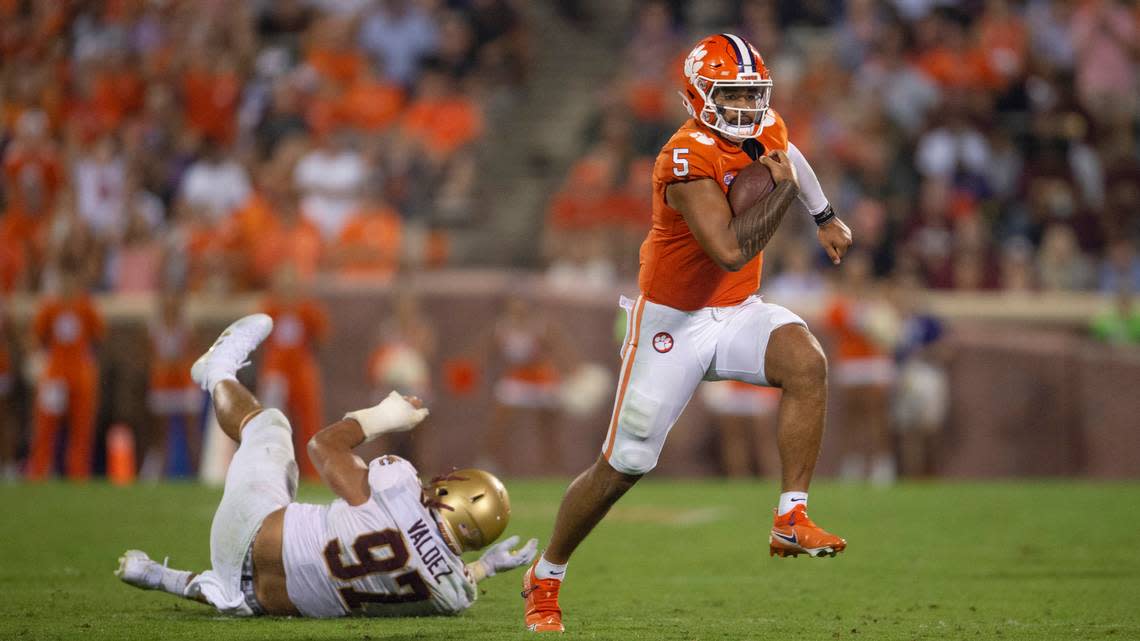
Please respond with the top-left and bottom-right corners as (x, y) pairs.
(282, 456), (476, 617)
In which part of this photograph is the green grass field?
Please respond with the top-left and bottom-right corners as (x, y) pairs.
(1, 480), (1137, 641)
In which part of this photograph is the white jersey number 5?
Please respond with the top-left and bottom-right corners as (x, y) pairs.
(672, 148), (689, 177)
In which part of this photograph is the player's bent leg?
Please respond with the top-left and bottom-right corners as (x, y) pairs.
(526, 455), (642, 632)
(545, 455), (642, 564)
(525, 296), (706, 632)
(187, 408), (298, 615)
(763, 325), (846, 558)
(211, 380), (264, 443)
(763, 324), (828, 492)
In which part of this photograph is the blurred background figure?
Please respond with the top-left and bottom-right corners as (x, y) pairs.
(887, 272), (949, 478)
(0, 294), (17, 480)
(142, 289), (201, 480)
(258, 264), (329, 480)
(825, 251), (901, 486)
(250, 183), (324, 288)
(25, 263), (104, 480)
(331, 185), (403, 282)
(293, 126), (365, 241)
(366, 288), (436, 462)
(699, 381), (781, 479)
(475, 294), (569, 474)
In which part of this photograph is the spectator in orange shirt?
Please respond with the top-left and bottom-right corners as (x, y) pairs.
(331, 186), (403, 281)
(2, 111), (61, 280)
(544, 112), (646, 286)
(339, 69), (405, 133)
(141, 289), (201, 479)
(400, 61), (484, 163)
(3, 110), (62, 222)
(250, 184), (324, 285)
(26, 265), (105, 480)
(0, 223), (29, 292)
(258, 264), (330, 480)
(89, 51), (145, 132)
(166, 198), (229, 293)
(914, 15), (1001, 91)
(220, 167), (280, 289)
(305, 15), (367, 88)
(181, 52), (241, 146)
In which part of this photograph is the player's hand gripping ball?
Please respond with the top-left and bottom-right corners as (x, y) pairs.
(727, 160), (775, 216)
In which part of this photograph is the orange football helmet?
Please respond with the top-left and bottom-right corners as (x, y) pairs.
(679, 33), (773, 141)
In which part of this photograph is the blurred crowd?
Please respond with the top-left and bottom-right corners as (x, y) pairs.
(0, 0), (526, 297)
(545, 0), (1140, 301)
(0, 0), (528, 480)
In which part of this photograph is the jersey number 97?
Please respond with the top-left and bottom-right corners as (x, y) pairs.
(324, 529), (431, 611)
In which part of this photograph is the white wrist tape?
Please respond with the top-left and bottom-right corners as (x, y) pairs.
(344, 391), (429, 441)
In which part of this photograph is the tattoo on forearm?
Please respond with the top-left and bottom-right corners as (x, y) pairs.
(731, 181), (800, 259)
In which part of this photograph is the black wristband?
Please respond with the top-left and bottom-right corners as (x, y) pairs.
(812, 204), (836, 227)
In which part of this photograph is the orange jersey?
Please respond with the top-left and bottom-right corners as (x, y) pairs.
(639, 113), (789, 311)
(336, 209), (402, 278)
(401, 97), (484, 159)
(252, 220), (324, 284)
(261, 298), (330, 367)
(33, 296), (105, 362)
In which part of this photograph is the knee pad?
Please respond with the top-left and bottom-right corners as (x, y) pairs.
(608, 438), (658, 475)
(609, 387), (664, 475)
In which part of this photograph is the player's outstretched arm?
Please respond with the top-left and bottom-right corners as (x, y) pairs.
(465, 535), (539, 583)
(786, 142), (853, 264)
(666, 150), (800, 272)
(309, 393), (429, 506)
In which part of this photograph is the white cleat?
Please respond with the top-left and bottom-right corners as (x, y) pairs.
(190, 313), (274, 391)
(115, 550), (165, 590)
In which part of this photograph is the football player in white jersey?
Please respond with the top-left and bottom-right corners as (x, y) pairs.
(115, 314), (537, 618)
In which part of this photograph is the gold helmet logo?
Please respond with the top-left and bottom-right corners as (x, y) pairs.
(427, 469), (510, 554)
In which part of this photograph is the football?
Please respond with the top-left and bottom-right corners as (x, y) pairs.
(726, 161), (775, 216)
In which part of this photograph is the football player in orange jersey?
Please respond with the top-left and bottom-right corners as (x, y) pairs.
(524, 34), (853, 632)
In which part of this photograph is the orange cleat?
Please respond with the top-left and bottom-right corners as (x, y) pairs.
(522, 562), (565, 633)
(769, 504), (847, 558)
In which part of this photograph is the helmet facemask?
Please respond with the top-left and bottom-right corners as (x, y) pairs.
(696, 77), (773, 142)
